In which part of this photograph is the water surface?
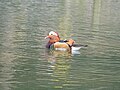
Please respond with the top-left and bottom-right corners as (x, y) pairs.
(0, 0), (120, 90)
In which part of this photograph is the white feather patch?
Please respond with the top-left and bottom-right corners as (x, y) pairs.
(55, 48), (67, 51)
(72, 46), (81, 51)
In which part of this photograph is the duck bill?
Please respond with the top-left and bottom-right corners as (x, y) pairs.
(45, 36), (50, 39)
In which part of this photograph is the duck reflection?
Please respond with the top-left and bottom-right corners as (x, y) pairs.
(45, 50), (73, 89)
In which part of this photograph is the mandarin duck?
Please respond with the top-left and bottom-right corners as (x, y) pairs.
(45, 31), (87, 52)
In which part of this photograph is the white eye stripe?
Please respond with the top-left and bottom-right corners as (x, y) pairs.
(49, 31), (58, 36)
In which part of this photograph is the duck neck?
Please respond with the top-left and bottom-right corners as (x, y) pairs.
(46, 43), (52, 48)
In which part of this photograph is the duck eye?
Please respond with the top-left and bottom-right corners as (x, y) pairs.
(49, 33), (53, 35)
(49, 31), (58, 36)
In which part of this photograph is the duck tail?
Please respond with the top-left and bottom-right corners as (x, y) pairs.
(72, 44), (88, 47)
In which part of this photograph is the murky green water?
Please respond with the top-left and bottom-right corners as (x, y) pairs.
(0, 0), (120, 90)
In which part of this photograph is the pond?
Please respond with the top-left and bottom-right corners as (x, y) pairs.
(0, 0), (120, 90)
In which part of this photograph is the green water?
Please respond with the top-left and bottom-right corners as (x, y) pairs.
(0, 0), (120, 90)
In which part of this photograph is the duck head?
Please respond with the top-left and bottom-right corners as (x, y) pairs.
(45, 31), (60, 48)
